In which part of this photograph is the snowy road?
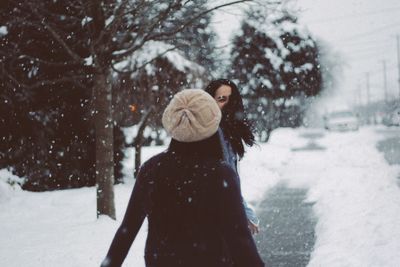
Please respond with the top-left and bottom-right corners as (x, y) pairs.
(1, 127), (400, 266)
(376, 127), (400, 165)
(376, 127), (400, 187)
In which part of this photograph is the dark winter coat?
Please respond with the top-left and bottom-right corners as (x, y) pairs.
(101, 133), (264, 267)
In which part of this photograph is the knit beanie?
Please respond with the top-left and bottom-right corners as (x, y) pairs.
(162, 89), (222, 142)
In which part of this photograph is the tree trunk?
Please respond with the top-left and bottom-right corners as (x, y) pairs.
(263, 97), (275, 141)
(132, 108), (153, 177)
(134, 144), (142, 177)
(94, 68), (116, 219)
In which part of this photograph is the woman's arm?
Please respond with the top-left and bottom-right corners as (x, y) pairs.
(243, 200), (260, 234)
(218, 166), (264, 267)
(100, 165), (149, 267)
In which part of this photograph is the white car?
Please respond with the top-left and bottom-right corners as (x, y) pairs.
(324, 110), (359, 131)
(382, 108), (400, 126)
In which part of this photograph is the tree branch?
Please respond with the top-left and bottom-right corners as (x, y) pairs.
(126, 107), (154, 147)
(112, 0), (253, 61)
(111, 44), (181, 75)
(29, 4), (84, 63)
(98, 0), (144, 45)
(111, 1), (183, 61)
(17, 55), (81, 67)
(150, 0), (254, 40)
(2, 65), (86, 90)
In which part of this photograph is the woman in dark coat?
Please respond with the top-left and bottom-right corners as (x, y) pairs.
(100, 89), (264, 267)
(205, 79), (260, 234)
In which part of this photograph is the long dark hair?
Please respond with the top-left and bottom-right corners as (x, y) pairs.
(205, 79), (256, 159)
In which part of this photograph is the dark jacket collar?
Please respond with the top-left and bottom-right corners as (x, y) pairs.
(167, 132), (223, 161)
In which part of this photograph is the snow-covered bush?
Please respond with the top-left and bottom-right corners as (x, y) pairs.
(0, 169), (25, 203)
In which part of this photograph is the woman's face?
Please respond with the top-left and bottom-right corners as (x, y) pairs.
(214, 85), (232, 110)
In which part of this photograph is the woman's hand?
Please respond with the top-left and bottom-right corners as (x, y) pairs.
(248, 220), (259, 235)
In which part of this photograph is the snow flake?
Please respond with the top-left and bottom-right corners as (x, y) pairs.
(81, 16), (93, 26)
(84, 56), (93, 66)
(105, 15), (115, 27)
(0, 26), (8, 37)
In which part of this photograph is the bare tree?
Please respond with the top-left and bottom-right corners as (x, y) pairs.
(2, 0), (264, 219)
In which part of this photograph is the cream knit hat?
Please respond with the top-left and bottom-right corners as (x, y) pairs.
(162, 89), (222, 142)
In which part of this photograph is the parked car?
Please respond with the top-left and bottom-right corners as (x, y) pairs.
(382, 108), (400, 126)
(323, 110), (360, 131)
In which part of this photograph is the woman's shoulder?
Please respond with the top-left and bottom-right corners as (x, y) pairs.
(137, 150), (169, 176)
(216, 161), (236, 175)
(207, 161), (239, 189)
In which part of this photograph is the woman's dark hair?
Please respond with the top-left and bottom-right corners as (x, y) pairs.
(205, 79), (256, 159)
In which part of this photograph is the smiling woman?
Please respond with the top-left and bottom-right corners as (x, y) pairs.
(205, 79), (260, 234)
(214, 84), (232, 109)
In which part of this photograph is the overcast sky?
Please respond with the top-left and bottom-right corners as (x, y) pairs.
(212, 0), (400, 109)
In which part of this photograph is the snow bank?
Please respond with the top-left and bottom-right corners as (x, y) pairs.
(0, 183), (148, 266)
(281, 127), (400, 267)
(0, 169), (24, 203)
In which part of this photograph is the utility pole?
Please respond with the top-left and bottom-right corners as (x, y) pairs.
(366, 72), (371, 124)
(397, 35), (400, 99)
(354, 82), (362, 121)
(356, 82), (362, 107)
(353, 87), (358, 108)
(383, 60), (388, 102)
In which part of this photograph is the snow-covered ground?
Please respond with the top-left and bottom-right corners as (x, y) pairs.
(281, 127), (400, 267)
(1, 127), (400, 266)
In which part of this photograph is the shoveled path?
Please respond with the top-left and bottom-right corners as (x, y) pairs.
(255, 184), (317, 267)
(254, 131), (323, 266)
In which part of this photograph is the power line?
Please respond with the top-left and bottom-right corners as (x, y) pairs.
(397, 34), (400, 98)
(339, 38), (394, 48)
(345, 50), (394, 60)
(341, 42), (394, 55)
(368, 68), (396, 78)
(304, 6), (400, 24)
(347, 56), (387, 64)
(354, 62), (397, 78)
(338, 22), (400, 42)
(346, 49), (396, 60)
